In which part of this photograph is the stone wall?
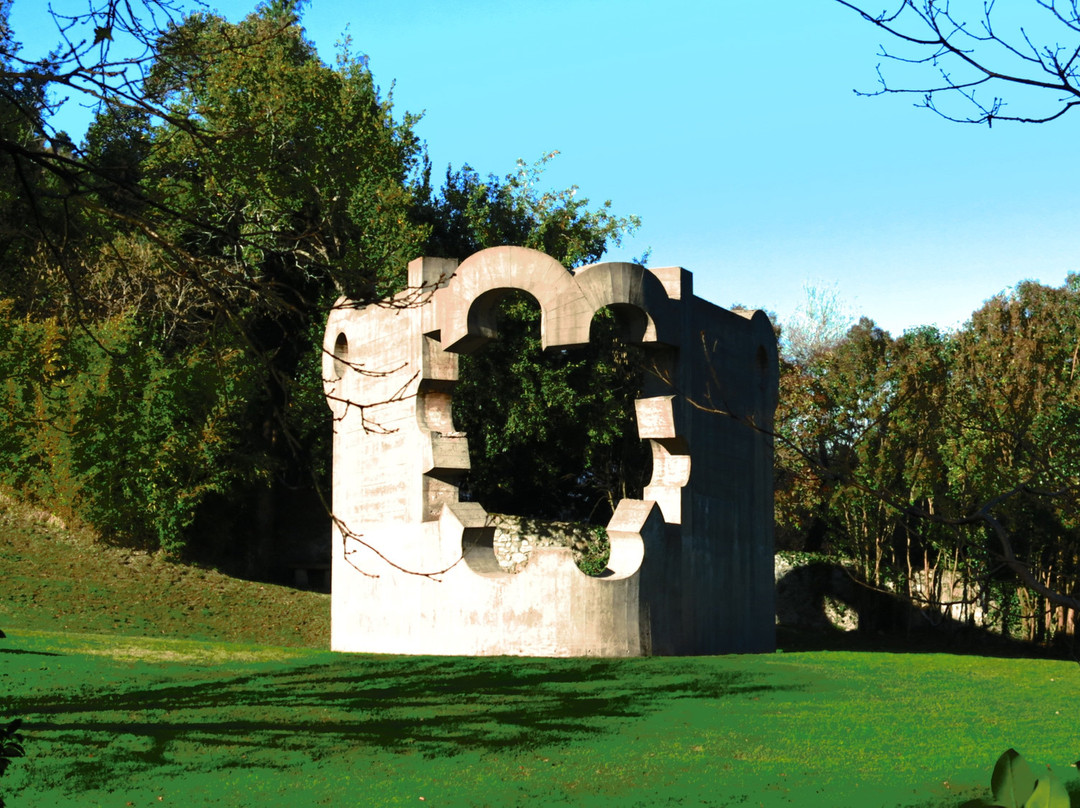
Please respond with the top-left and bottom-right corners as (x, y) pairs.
(490, 514), (606, 574)
(774, 552), (993, 634)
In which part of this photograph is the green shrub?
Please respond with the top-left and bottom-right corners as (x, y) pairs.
(0, 304), (262, 554)
(574, 524), (611, 576)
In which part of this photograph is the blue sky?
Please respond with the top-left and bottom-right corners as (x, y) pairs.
(13, 0), (1080, 335)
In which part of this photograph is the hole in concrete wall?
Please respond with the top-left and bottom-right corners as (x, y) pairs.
(756, 344), (771, 393)
(332, 332), (349, 380)
(452, 292), (651, 561)
(488, 515), (612, 576)
(601, 302), (649, 343)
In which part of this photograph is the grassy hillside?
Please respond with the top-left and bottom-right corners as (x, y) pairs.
(0, 492), (329, 648)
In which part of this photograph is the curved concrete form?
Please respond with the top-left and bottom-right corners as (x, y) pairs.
(324, 246), (778, 656)
(437, 247), (593, 352)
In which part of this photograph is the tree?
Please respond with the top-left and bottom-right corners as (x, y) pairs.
(0, 1), (434, 574)
(834, 0), (1080, 125)
(91, 3), (431, 571)
(417, 155), (648, 524)
(775, 318), (908, 579)
(0, 1), (194, 312)
(419, 153), (642, 269)
(1, 0), (419, 323)
(0, 0), (72, 309)
(780, 282), (856, 365)
(0, 1), (648, 576)
(772, 277), (1080, 638)
(940, 279), (1080, 637)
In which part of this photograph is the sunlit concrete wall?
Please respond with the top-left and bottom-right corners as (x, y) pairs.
(323, 246), (777, 656)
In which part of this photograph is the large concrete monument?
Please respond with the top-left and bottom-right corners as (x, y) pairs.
(323, 246), (778, 656)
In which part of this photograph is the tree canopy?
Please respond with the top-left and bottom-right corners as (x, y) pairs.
(0, 1), (645, 574)
(774, 276), (1080, 640)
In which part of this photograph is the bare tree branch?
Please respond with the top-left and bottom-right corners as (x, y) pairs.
(835, 0), (1080, 125)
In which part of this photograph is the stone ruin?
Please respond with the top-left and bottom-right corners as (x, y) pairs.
(323, 246), (778, 656)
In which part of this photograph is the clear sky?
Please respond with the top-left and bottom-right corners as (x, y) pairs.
(12, 0), (1080, 335)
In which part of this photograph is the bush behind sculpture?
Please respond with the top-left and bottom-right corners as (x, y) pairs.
(0, 306), (260, 554)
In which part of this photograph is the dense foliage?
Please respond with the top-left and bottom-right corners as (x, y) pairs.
(775, 277), (1080, 642)
(452, 292), (649, 523)
(0, 2), (643, 572)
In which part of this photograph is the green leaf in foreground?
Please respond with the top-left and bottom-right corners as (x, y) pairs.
(1023, 771), (1069, 808)
(992, 748), (1037, 808)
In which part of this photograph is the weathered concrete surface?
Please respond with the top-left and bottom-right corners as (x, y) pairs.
(323, 246), (778, 656)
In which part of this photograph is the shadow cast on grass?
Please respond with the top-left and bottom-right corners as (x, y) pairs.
(14, 655), (796, 764)
(0, 647), (61, 656)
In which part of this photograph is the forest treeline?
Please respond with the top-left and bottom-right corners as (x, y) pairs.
(0, 1), (639, 574)
(1, 1), (1077, 643)
(775, 281), (1080, 643)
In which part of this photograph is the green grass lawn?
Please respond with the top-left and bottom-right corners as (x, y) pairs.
(2, 494), (1078, 807)
(3, 629), (1078, 808)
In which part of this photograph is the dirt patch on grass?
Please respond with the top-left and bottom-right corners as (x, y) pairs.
(0, 492), (329, 648)
(16, 629), (321, 663)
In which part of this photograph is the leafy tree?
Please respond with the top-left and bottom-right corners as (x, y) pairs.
(0, 311), (260, 554)
(940, 279), (1080, 637)
(452, 291), (649, 523)
(104, 3), (430, 570)
(781, 282), (856, 365)
(418, 155), (647, 523)
(420, 153), (642, 269)
(141, 7), (427, 311)
(775, 277), (1080, 638)
(2, 0), (423, 321)
(0, 1), (186, 312)
(775, 318), (905, 580)
(0, 2), (434, 574)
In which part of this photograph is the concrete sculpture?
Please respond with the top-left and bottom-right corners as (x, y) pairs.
(323, 246), (778, 656)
